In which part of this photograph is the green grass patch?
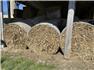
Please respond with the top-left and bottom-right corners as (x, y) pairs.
(1, 53), (55, 70)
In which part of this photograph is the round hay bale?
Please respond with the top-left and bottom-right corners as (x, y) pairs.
(10, 22), (31, 34)
(28, 22), (60, 55)
(4, 23), (28, 49)
(60, 22), (94, 60)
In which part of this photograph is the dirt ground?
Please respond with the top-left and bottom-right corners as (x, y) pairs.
(1, 47), (94, 70)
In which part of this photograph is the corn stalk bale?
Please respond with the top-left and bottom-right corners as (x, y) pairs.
(4, 24), (28, 49)
(60, 22), (94, 61)
(10, 22), (31, 34)
(28, 22), (60, 55)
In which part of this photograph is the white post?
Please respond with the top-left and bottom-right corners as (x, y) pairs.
(0, 1), (4, 48)
(64, 0), (75, 58)
(10, 0), (16, 18)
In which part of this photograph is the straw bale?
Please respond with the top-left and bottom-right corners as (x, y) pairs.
(28, 22), (60, 55)
(10, 22), (31, 34)
(60, 22), (94, 61)
(4, 23), (28, 49)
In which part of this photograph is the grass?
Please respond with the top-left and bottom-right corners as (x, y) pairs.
(1, 53), (55, 70)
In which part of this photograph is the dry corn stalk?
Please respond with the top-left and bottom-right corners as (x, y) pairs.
(4, 23), (30, 49)
(10, 22), (31, 34)
(28, 22), (60, 55)
(60, 22), (94, 61)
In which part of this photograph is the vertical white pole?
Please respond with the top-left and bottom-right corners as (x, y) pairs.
(64, 0), (75, 58)
(10, 0), (16, 18)
(0, 1), (4, 48)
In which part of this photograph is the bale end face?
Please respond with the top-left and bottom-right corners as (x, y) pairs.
(4, 24), (28, 49)
(60, 22), (94, 60)
(28, 22), (60, 55)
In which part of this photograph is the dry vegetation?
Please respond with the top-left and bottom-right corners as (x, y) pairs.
(4, 24), (28, 49)
(60, 22), (94, 61)
(2, 21), (94, 70)
(28, 23), (60, 56)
